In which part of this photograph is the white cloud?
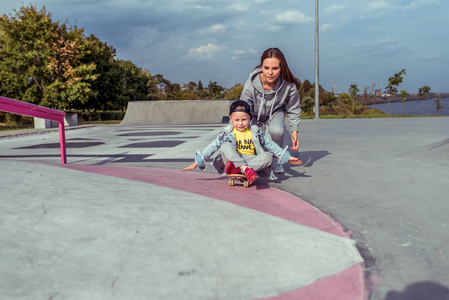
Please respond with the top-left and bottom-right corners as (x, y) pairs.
(262, 10), (312, 32)
(361, 0), (440, 19)
(319, 14), (350, 34)
(210, 24), (226, 32)
(4, 0), (448, 92)
(424, 53), (449, 62)
(186, 43), (225, 61)
(408, 0), (441, 9)
(325, 4), (345, 13)
(352, 36), (407, 58)
(275, 10), (313, 24)
(201, 24), (227, 34)
(320, 23), (335, 33)
(264, 24), (285, 33)
(229, 3), (249, 11)
(361, 1), (393, 19)
(367, 0), (392, 10)
(232, 49), (257, 60)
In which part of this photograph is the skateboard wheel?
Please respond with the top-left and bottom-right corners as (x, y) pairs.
(244, 181), (249, 188)
(229, 179), (234, 186)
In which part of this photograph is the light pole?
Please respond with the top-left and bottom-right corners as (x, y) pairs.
(314, 0), (320, 119)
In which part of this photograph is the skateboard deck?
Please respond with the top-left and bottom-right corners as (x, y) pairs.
(227, 174), (250, 188)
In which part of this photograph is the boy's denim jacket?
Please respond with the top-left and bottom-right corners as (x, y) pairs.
(195, 124), (290, 174)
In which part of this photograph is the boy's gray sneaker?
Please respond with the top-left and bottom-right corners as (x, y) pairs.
(273, 164), (285, 174)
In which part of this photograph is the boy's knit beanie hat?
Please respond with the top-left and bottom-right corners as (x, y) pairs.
(229, 100), (251, 118)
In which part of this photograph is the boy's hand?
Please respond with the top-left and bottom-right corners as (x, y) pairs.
(181, 162), (198, 171)
(288, 157), (303, 166)
(291, 131), (299, 150)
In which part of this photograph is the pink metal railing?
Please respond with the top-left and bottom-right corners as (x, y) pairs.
(0, 96), (67, 163)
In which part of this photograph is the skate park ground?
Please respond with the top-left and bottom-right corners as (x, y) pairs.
(1, 116), (449, 299)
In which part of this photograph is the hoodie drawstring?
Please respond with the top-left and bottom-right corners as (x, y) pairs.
(250, 68), (286, 122)
(258, 90), (278, 122)
(257, 93), (266, 122)
(268, 90), (279, 121)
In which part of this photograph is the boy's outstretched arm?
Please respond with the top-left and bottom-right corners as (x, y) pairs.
(288, 156), (303, 165)
(181, 162), (198, 171)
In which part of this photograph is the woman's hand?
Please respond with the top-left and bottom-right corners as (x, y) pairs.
(288, 157), (303, 166)
(291, 131), (299, 150)
(181, 162), (198, 171)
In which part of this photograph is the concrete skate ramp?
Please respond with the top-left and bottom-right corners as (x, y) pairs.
(120, 100), (234, 125)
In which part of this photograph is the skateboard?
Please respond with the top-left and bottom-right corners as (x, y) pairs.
(227, 174), (250, 188)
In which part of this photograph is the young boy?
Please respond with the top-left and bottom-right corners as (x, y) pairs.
(181, 100), (302, 185)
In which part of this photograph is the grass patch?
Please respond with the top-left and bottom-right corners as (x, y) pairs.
(0, 124), (34, 131)
(78, 120), (122, 125)
(1, 114), (443, 132)
(0, 120), (122, 132)
(301, 114), (441, 119)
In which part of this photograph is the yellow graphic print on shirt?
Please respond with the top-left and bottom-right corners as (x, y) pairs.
(233, 128), (255, 155)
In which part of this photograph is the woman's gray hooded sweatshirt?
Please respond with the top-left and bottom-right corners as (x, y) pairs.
(240, 68), (301, 133)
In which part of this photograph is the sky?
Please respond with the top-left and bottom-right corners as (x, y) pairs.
(1, 0), (449, 93)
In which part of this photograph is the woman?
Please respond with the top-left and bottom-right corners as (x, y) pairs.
(240, 48), (301, 173)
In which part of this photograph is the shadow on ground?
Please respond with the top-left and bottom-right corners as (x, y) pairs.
(299, 150), (331, 168)
(384, 281), (449, 300)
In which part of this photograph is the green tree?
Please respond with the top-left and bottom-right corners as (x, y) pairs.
(147, 75), (162, 100)
(339, 92), (354, 112)
(300, 79), (313, 94)
(418, 85), (431, 116)
(348, 84), (359, 113)
(224, 84), (243, 99)
(115, 59), (151, 105)
(185, 81), (197, 90)
(44, 26), (97, 109)
(349, 84), (359, 99)
(195, 88), (210, 99)
(385, 69), (406, 114)
(166, 83), (181, 100)
(301, 96), (314, 114)
(198, 80), (204, 90)
(0, 5), (97, 109)
(360, 86), (369, 106)
(307, 83), (327, 108)
(80, 34), (122, 110)
(321, 91), (337, 107)
(148, 74), (168, 99)
(207, 81), (224, 99)
(435, 93), (444, 115)
(418, 85), (431, 99)
(400, 90), (407, 115)
(0, 5), (58, 103)
(150, 74), (175, 99)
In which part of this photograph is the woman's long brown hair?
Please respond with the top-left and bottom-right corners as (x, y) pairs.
(257, 48), (301, 90)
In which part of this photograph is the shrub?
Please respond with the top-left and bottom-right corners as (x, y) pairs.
(320, 104), (353, 115)
(77, 111), (126, 122)
(354, 105), (385, 115)
(4, 113), (33, 125)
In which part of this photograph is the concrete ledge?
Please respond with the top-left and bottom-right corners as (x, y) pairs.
(120, 100), (235, 126)
(34, 113), (78, 129)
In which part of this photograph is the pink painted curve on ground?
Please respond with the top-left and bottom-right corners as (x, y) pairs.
(262, 264), (365, 300)
(58, 164), (366, 300)
(61, 165), (347, 237)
